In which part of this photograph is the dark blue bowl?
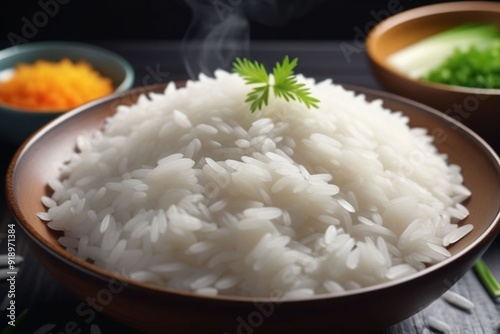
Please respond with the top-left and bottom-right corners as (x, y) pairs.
(0, 41), (134, 144)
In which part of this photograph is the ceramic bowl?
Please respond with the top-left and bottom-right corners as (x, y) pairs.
(0, 41), (134, 144)
(366, 1), (500, 151)
(6, 83), (500, 333)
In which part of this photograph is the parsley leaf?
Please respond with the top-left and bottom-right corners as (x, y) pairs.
(232, 58), (269, 85)
(232, 56), (320, 112)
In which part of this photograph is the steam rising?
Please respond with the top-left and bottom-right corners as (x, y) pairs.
(182, 0), (249, 79)
(182, 0), (325, 79)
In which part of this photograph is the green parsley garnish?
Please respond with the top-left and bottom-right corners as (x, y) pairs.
(232, 56), (320, 113)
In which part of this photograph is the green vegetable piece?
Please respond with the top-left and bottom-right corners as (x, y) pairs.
(473, 258), (500, 299)
(233, 56), (319, 112)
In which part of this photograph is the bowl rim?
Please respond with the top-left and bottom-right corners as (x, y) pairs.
(0, 40), (135, 114)
(366, 1), (500, 96)
(6, 82), (500, 304)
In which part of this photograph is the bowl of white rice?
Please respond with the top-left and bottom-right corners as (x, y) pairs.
(6, 70), (500, 333)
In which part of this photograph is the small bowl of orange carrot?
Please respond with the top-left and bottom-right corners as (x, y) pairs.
(0, 41), (134, 144)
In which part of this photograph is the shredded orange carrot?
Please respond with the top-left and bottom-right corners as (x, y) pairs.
(0, 58), (114, 111)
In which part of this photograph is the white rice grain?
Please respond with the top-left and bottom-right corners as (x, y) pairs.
(426, 316), (452, 333)
(442, 290), (474, 310)
(443, 224), (474, 246)
(243, 207), (282, 220)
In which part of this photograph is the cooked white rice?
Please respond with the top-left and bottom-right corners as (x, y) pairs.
(37, 70), (472, 298)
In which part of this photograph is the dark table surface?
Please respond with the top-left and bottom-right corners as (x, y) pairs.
(0, 40), (499, 333)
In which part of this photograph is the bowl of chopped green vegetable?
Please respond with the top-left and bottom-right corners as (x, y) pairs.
(366, 1), (500, 150)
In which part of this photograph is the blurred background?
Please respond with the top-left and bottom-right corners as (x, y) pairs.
(1, 0), (464, 45)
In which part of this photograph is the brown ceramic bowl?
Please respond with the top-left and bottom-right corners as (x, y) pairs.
(6, 83), (500, 333)
(366, 1), (500, 150)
